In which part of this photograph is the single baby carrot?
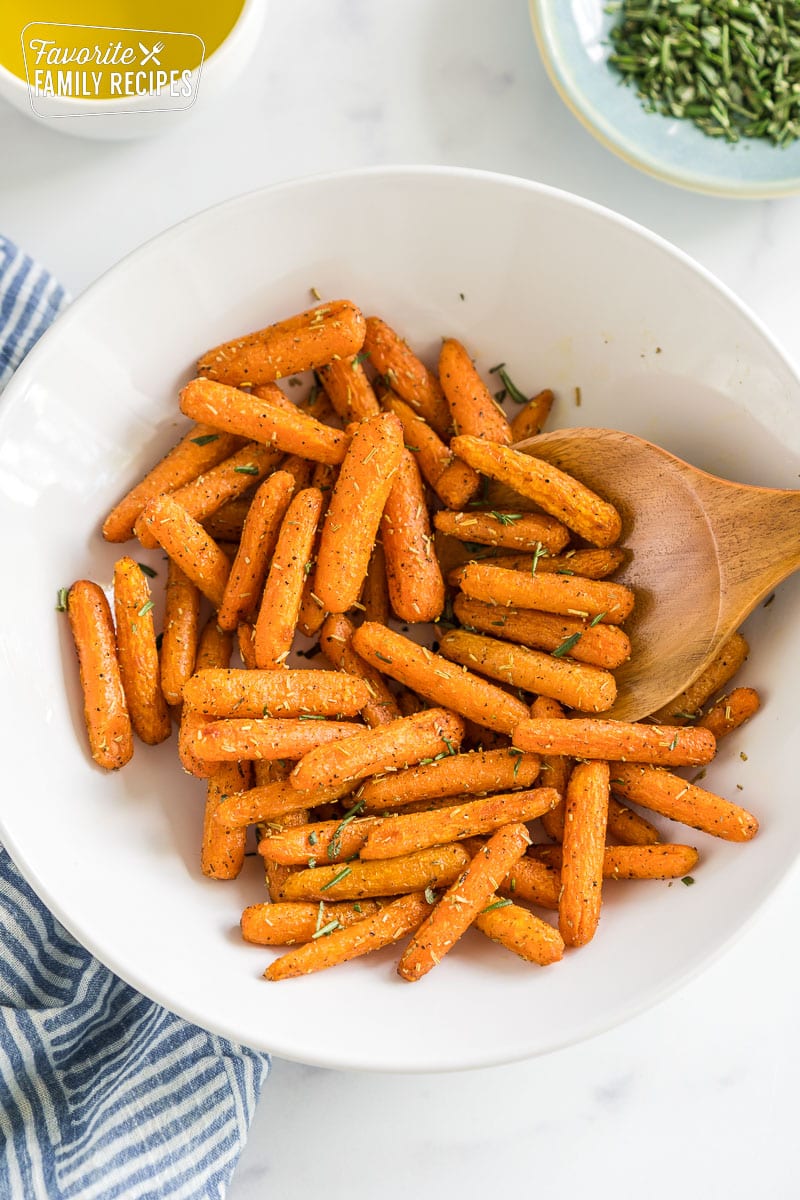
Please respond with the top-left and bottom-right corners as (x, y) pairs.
(610, 764), (758, 842)
(498, 854), (560, 910)
(253, 487), (324, 668)
(180, 378), (349, 465)
(112, 557), (171, 746)
(318, 354), (380, 420)
(361, 542), (390, 626)
(475, 900), (564, 966)
(513, 717), (716, 766)
(66, 580), (133, 770)
(434, 509), (570, 555)
(296, 460), (339, 639)
(452, 434), (623, 547)
(359, 746), (541, 811)
(559, 760), (610, 947)
(446, 547), (628, 585)
(216, 471), (296, 631)
(195, 616), (234, 672)
(237, 623), (257, 669)
(189, 717), (364, 763)
(351, 622), (530, 734)
(133, 441), (283, 548)
(509, 389), (554, 442)
(398, 823), (531, 981)
(359, 787), (558, 860)
(363, 316), (451, 436)
(530, 842), (699, 880)
(102, 425), (243, 543)
(438, 628), (617, 714)
(320, 614), (401, 727)
(453, 595), (632, 671)
(606, 796), (661, 845)
(217, 778), (354, 829)
(289, 707), (465, 791)
(160, 561), (201, 707)
(138, 494), (231, 609)
(381, 449), (445, 623)
(459, 562), (635, 624)
(313, 412), (404, 613)
(279, 843), (471, 902)
(530, 696), (570, 841)
(259, 815), (381, 864)
(696, 687), (761, 741)
(202, 761), (251, 880)
(183, 668), (371, 718)
(242, 899), (383, 946)
(652, 632), (750, 723)
(197, 299), (366, 385)
(439, 338), (512, 444)
(385, 396), (481, 508)
(264, 891), (432, 980)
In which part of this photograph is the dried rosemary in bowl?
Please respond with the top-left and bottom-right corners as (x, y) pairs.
(606, 0), (800, 146)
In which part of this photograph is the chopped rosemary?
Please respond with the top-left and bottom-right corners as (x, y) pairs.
(552, 632), (583, 658)
(681, 875), (695, 887)
(375, 651), (393, 664)
(589, 611), (606, 627)
(352, 350), (371, 368)
(319, 866), (352, 891)
(190, 433), (219, 446)
(298, 714), (326, 721)
(137, 600), (154, 617)
(531, 542), (547, 575)
(312, 919), (342, 939)
(55, 587), (68, 612)
(488, 362), (529, 405)
(669, 733), (679, 751)
(424, 886), (438, 904)
(481, 897), (513, 914)
(327, 798), (366, 860)
(137, 563), (157, 578)
(233, 463), (259, 475)
(490, 511), (523, 526)
(308, 831), (318, 846)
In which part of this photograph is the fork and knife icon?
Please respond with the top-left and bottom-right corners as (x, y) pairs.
(138, 41), (165, 66)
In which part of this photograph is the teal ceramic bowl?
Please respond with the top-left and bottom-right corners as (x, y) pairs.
(529, 1), (800, 198)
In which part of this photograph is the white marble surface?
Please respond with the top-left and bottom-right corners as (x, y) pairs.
(1, 1), (798, 1196)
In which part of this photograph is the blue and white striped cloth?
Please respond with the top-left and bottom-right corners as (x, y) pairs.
(0, 237), (269, 1199)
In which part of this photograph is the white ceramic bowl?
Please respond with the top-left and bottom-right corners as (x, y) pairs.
(1, 167), (798, 1072)
(0, 0), (266, 140)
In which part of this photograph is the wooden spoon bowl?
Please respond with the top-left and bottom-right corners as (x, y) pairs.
(515, 428), (800, 721)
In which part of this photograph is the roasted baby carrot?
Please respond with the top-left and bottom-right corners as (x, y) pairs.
(453, 596), (631, 671)
(447, 547), (628, 585)
(318, 354), (380, 420)
(530, 842), (699, 880)
(258, 814), (380, 864)
(359, 746), (541, 810)
(279, 843), (471, 901)
(606, 796), (661, 845)
(183, 668), (370, 718)
(289, 707), (465, 791)
(66, 580), (133, 770)
(651, 632), (750, 723)
(697, 687), (761, 741)
(112, 557), (171, 745)
(351, 622), (531, 735)
(451, 434), (622, 547)
(359, 787), (558, 860)
(459, 562), (635, 624)
(314, 412), (404, 614)
(509, 389), (554, 442)
(438, 628), (617, 713)
(610, 764), (758, 841)
(397, 823), (531, 981)
(296, 460), (339, 639)
(202, 497), (251, 541)
(498, 854), (560, 910)
(253, 487), (324, 668)
(361, 542), (390, 626)
(434, 509), (570, 555)
(202, 760), (250, 879)
(529, 696), (570, 841)
(279, 455), (314, 492)
(439, 338), (512, 444)
(215, 779), (353, 829)
(102, 425), (242, 543)
(138, 494), (231, 609)
(475, 901), (564, 966)
(197, 299), (366, 385)
(180, 378), (349, 465)
(160, 561), (201, 707)
(264, 891), (432, 980)
(513, 717), (716, 766)
(242, 899), (382, 946)
(216, 471), (296, 631)
(178, 709), (216, 778)
(385, 395), (481, 508)
(320, 614), (401, 727)
(133, 441), (283, 548)
(559, 760), (610, 947)
(363, 316), (451, 436)
(188, 717), (363, 763)
(195, 616), (234, 672)
(381, 449), (445, 623)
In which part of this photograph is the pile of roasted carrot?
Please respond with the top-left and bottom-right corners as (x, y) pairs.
(63, 297), (761, 983)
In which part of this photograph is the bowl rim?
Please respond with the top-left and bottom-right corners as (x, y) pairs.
(2, 164), (800, 1071)
(528, 0), (800, 201)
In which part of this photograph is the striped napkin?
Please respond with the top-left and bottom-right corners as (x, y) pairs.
(0, 237), (269, 1200)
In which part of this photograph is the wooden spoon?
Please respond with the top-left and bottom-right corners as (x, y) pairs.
(515, 427), (800, 722)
